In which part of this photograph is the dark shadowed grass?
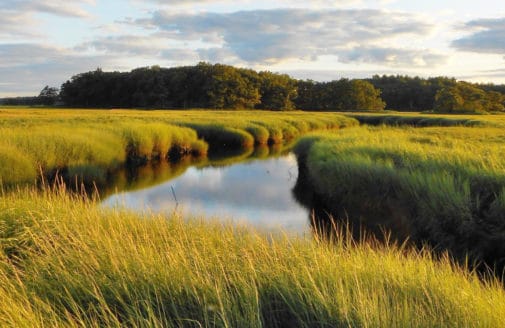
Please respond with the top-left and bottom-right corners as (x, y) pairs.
(345, 112), (496, 127)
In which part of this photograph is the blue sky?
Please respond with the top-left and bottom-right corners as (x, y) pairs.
(1, 0), (505, 96)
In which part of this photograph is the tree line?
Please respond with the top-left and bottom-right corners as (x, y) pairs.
(3, 63), (505, 113)
(59, 63), (385, 111)
(0, 86), (60, 106)
(60, 63), (299, 110)
(366, 75), (505, 113)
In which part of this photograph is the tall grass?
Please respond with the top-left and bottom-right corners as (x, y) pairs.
(0, 123), (205, 186)
(348, 113), (487, 127)
(1, 188), (505, 327)
(294, 126), (505, 272)
(343, 111), (505, 128)
(0, 109), (357, 187)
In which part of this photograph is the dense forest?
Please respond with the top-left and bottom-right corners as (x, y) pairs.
(59, 63), (384, 111)
(366, 75), (505, 112)
(3, 63), (505, 113)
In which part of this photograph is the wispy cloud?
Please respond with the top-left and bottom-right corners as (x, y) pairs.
(139, 0), (362, 7)
(452, 17), (505, 54)
(0, 43), (112, 96)
(0, 0), (94, 40)
(338, 46), (447, 67)
(0, 0), (93, 18)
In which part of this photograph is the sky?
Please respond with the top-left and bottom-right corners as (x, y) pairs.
(1, 0), (505, 97)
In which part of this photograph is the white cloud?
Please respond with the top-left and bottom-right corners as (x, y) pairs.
(338, 46), (447, 67)
(130, 8), (441, 66)
(0, 11), (38, 39)
(139, 0), (361, 6)
(0, 0), (94, 41)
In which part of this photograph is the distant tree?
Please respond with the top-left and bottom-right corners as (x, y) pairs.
(367, 75), (456, 111)
(0, 96), (39, 106)
(294, 79), (384, 111)
(57, 64), (505, 113)
(38, 86), (59, 105)
(295, 80), (319, 110)
(203, 63), (261, 109)
(434, 87), (464, 113)
(348, 80), (385, 111)
(257, 71), (297, 110)
(486, 91), (505, 112)
(434, 82), (504, 113)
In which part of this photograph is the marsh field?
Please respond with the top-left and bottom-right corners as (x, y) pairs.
(2, 108), (505, 327)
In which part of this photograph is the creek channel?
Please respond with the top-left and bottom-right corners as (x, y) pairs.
(100, 145), (505, 277)
(102, 149), (314, 234)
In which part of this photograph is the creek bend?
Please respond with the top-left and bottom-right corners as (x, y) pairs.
(97, 145), (505, 276)
(102, 151), (313, 233)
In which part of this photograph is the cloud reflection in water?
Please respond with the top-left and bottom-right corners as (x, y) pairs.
(103, 154), (310, 233)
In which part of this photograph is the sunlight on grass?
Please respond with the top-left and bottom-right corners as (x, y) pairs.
(0, 108), (357, 186)
(1, 188), (504, 327)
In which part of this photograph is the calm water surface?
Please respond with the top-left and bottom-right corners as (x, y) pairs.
(102, 153), (311, 233)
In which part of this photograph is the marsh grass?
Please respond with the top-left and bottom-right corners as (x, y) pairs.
(294, 126), (505, 272)
(1, 188), (505, 327)
(2, 109), (505, 326)
(0, 108), (357, 187)
(344, 112), (501, 128)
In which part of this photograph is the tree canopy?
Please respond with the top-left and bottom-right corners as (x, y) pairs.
(434, 82), (505, 113)
(60, 63), (299, 110)
(53, 64), (505, 113)
(294, 79), (385, 111)
(59, 63), (384, 111)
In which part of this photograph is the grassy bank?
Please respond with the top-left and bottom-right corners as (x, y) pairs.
(343, 111), (505, 128)
(1, 188), (505, 327)
(294, 125), (505, 271)
(0, 108), (357, 186)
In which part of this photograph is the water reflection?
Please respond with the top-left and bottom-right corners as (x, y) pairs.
(103, 152), (311, 233)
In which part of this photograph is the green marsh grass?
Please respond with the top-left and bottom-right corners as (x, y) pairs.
(0, 108), (357, 187)
(294, 126), (505, 271)
(3, 108), (505, 326)
(1, 188), (505, 327)
(343, 111), (505, 128)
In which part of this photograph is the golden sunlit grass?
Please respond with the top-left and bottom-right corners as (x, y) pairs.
(2, 108), (505, 326)
(1, 188), (505, 327)
(0, 108), (357, 186)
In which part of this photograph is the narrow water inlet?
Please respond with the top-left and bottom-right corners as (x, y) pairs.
(102, 153), (312, 233)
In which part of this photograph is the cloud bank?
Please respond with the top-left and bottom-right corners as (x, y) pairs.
(0, 44), (112, 96)
(452, 18), (505, 54)
(123, 9), (444, 66)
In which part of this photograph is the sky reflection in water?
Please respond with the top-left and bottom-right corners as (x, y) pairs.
(103, 154), (311, 233)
